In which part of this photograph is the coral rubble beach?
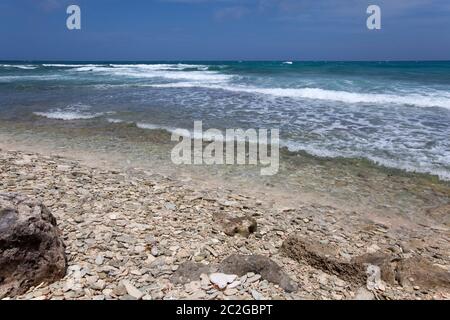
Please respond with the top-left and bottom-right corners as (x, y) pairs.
(0, 144), (449, 300)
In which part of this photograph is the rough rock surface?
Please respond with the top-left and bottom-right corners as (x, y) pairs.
(171, 262), (216, 285)
(213, 213), (257, 237)
(171, 255), (297, 293)
(0, 193), (67, 298)
(219, 254), (298, 292)
(395, 258), (450, 289)
(283, 235), (450, 291)
(281, 235), (367, 284)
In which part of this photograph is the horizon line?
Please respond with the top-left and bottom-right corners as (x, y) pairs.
(1, 59), (450, 63)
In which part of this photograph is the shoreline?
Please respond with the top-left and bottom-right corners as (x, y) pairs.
(1, 118), (450, 222)
(1, 141), (449, 300)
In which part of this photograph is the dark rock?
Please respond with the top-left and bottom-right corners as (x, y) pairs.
(283, 235), (450, 290)
(392, 257), (450, 289)
(213, 213), (257, 237)
(282, 235), (367, 284)
(352, 253), (398, 284)
(171, 255), (298, 293)
(170, 261), (216, 285)
(218, 254), (298, 292)
(0, 193), (67, 298)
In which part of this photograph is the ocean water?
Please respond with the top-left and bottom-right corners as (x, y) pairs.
(1, 61), (450, 179)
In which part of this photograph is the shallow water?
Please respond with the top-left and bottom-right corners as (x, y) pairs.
(1, 118), (449, 227)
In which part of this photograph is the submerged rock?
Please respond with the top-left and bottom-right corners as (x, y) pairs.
(0, 193), (67, 298)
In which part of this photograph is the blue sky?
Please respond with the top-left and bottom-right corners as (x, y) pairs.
(0, 0), (449, 60)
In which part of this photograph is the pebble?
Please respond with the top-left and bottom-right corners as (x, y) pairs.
(122, 280), (144, 300)
(251, 290), (265, 300)
(224, 288), (238, 296)
(95, 254), (104, 265)
(209, 273), (238, 290)
(247, 275), (262, 284)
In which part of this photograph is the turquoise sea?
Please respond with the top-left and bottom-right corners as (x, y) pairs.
(1, 61), (450, 179)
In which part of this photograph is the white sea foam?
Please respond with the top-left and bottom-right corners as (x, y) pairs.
(0, 75), (63, 82)
(136, 122), (179, 133)
(135, 122), (264, 144)
(146, 83), (450, 109)
(42, 64), (103, 68)
(109, 64), (207, 71)
(239, 87), (450, 109)
(34, 104), (111, 120)
(69, 64), (231, 83)
(107, 118), (126, 124)
(34, 111), (104, 120)
(281, 140), (450, 181)
(0, 64), (37, 70)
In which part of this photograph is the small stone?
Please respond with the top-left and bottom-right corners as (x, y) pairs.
(227, 281), (241, 289)
(400, 242), (412, 253)
(189, 291), (207, 299)
(165, 202), (176, 210)
(151, 246), (159, 257)
(209, 273), (238, 290)
(145, 254), (156, 264)
(95, 254), (104, 265)
(334, 279), (346, 287)
(102, 288), (113, 297)
(113, 284), (127, 297)
(366, 244), (381, 254)
(247, 275), (262, 283)
(251, 290), (265, 300)
(63, 279), (75, 292)
(121, 280), (144, 300)
(194, 255), (206, 262)
(224, 288), (238, 296)
(366, 265), (385, 291)
(354, 287), (375, 300)
(91, 279), (106, 291)
(200, 274), (210, 287)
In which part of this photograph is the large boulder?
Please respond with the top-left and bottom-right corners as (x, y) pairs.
(0, 193), (67, 298)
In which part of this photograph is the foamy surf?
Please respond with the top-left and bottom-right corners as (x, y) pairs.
(281, 139), (450, 181)
(0, 64), (37, 70)
(146, 83), (450, 109)
(34, 104), (112, 121)
(66, 64), (231, 83)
